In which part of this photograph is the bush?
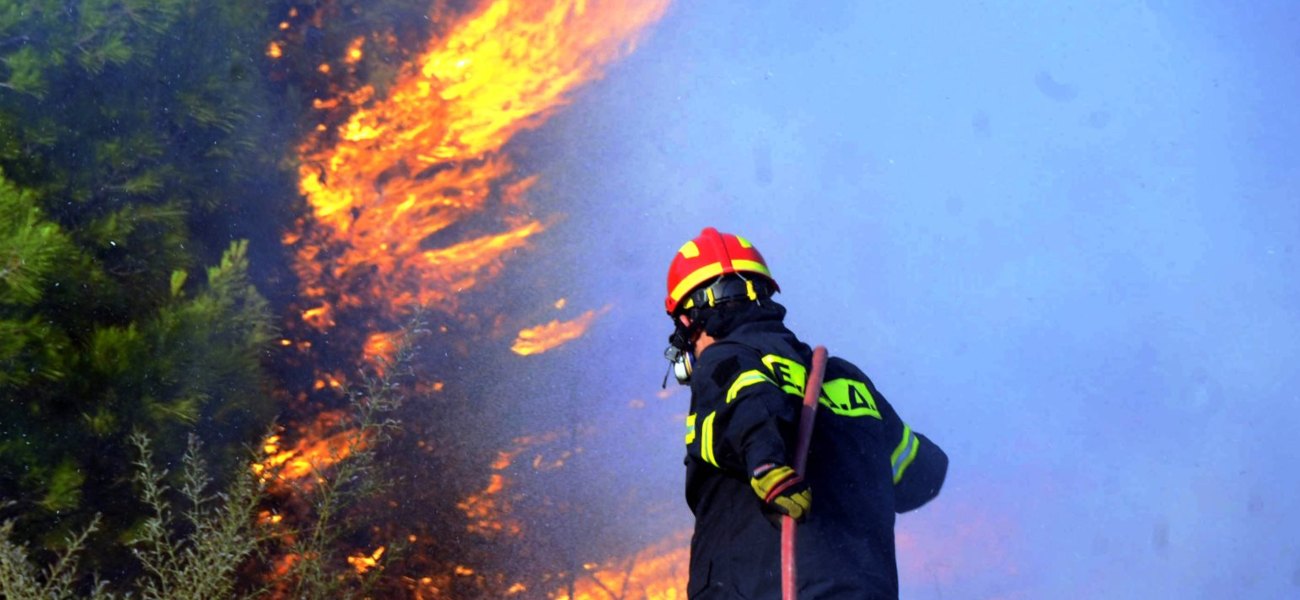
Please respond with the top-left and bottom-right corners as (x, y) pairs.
(0, 320), (418, 598)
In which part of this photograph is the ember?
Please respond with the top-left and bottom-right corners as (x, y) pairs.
(456, 430), (575, 537)
(348, 546), (386, 574)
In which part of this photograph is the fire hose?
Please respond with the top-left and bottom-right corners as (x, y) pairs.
(783, 345), (828, 600)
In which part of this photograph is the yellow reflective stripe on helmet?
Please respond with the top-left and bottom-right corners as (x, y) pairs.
(678, 240), (700, 259)
(726, 370), (775, 404)
(700, 412), (719, 467)
(891, 424), (920, 484)
(731, 259), (772, 279)
(670, 259), (775, 310)
(669, 262), (726, 309)
(735, 235), (753, 248)
(685, 413), (697, 445)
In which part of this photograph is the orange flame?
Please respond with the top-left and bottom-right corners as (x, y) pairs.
(347, 546), (386, 574)
(456, 429), (581, 537)
(362, 330), (399, 366)
(344, 36), (366, 65)
(554, 531), (690, 600)
(510, 306), (608, 355)
(291, 0), (670, 323)
(254, 410), (364, 485)
(271, 0), (673, 594)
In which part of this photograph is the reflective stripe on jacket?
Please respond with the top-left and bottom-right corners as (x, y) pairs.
(684, 317), (947, 599)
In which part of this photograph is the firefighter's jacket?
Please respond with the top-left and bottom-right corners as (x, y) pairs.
(684, 317), (947, 599)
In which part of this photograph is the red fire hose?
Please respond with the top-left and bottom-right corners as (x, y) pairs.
(782, 345), (828, 600)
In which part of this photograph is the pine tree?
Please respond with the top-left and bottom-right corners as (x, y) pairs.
(0, 165), (277, 568)
(0, 174), (79, 389)
(0, 0), (293, 578)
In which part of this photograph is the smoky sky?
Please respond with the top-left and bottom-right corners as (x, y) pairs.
(520, 1), (1300, 597)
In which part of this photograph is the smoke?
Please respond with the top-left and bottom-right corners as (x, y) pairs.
(529, 1), (1300, 598)
(260, 0), (1300, 596)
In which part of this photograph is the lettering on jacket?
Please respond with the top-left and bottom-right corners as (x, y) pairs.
(685, 352), (885, 461)
(764, 353), (882, 419)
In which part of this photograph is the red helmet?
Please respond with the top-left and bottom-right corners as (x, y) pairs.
(665, 227), (778, 314)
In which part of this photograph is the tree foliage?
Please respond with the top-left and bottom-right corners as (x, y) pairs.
(2, 0), (593, 593)
(0, 171), (276, 565)
(0, 0), (293, 575)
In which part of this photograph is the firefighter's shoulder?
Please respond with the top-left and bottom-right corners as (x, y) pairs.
(695, 340), (765, 389)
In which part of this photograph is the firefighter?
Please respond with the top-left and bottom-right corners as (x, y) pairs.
(663, 227), (948, 599)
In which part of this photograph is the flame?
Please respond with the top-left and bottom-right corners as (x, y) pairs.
(510, 306), (608, 355)
(539, 498), (1022, 599)
(344, 36), (366, 64)
(254, 410), (364, 485)
(456, 429), (581, 537)
(301, 304), (334, 329)
(362, 330), (399, 366)
(291, 0), (671, 323)
(347, 546), (386, 574)
(554, 531), (690, 600)
(268, 0), (673, 593)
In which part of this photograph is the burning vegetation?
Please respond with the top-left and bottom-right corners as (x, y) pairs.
(264, 0), (679, 597)
(0, 0), (684, 596)
(286, 0), (671, 328)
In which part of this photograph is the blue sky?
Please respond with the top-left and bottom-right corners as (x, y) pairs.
(521, 1), (1300, 597)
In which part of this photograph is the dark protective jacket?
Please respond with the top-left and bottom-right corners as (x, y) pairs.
(683, 315), (947, 599)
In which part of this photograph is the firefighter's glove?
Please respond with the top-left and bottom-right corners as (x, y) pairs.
(750, 463), (811, 523)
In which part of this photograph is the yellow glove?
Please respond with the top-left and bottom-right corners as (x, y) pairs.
(750, 464), (811, 522)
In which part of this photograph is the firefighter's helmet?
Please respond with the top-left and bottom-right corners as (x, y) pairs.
(665, 227), (779, 315)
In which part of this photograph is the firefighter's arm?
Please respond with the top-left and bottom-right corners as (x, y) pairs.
(709, 348), (798, 471)
(688, 346), (809, 518)
(874, 380), (948, 513)
(892, 428), (947, 512)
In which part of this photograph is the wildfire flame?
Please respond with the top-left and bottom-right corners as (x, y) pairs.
(348, 546), (386, 574)
(269, 0), (674, 594)
(254, 410), (363, 486)
(270, 0), (668, 486)
(510, 305), (609, 355)
(290, 0), (671, 323)
(554, 531), (690, 600)
(456, 430), (578, 537)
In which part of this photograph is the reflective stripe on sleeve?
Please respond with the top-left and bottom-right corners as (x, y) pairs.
(701, 412), (719, 467)
(726, 369), (775, 404)
(685, 413), (697, 445)
(891, 424), (920, 484)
